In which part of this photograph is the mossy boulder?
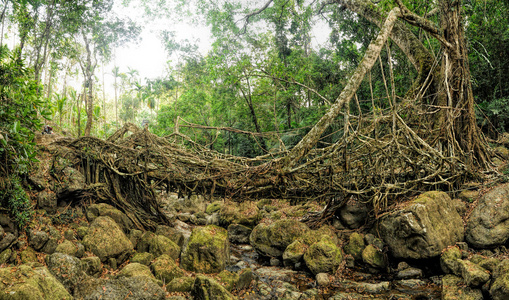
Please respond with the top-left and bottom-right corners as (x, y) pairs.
(55, 240), (79, 256)
(46, 252), (86, 293)
(250, 219), (310, 257)
(466, 183), (509, 248)
(148, 235), (181, 259)
(86, 203), (133, 233)
(206, 201), (223, 214)
(191, 275), (237, 300)
(167, 277), (196, 293)
(440, 246), (462, 274)
(0, 264), (72, 299)
(362, 245), (386, 269)
(344, 232), (365, 261)
(457, 260), (490, 287)
(155, 225), (185, 247)
(181, 225), (229, 273)
(151, 254), (184, 284)
(117, 263), (159, 284)
(283, 239), (308, 267)
(0, 249), (12, 265)
(131, 252), (154, 266)
(219, 201), (261, 228)
(82, 216), (134, 263)
(490, 259), (509, 299)
(218, 270), (239, 291)
(20, 247), (38, 264)
(442, 274), (483, 300)
(75, 276), (165, 300)
(303, 238), (343, 275)
(379, 191), (465, 259)
(81, 256), (102, 277)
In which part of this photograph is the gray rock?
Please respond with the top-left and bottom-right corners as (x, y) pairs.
(379, 191), (464, 259)
(86, 203), (133, 233)
(228, 223), (252, 244)
(396, 267), (424, 279)
(0, 232), (17, 252)
(37, 190), (57, 214)
(46, 252), (86, 292)
(81, 256), (102, 277)
(41, 237), (58, 254)
(466, 183), (509, 248)
(28, 230), (49, 251)
(250, 219), (310, 257)
(338, 197), (369, 229)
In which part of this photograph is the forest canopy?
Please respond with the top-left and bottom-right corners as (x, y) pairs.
(1, 0), (509, 228)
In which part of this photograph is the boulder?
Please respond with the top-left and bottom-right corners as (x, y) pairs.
(490, 259), (509, 300)
(250, 219), (310, 257)
(81, 256), (102, 277)
(466, 183), (509, 248)
(0, 249), (12, 265)
(75, 276), (165, 300)
(56, 166), (86, 195)
(131, 252), (154, 266)
(0, 264), (72, 299)
(181, 225), (229, 273)
(46, 252), (86, 292)
(362, 245), (386, 269)
(283, 239), (307, 267)
(219, 201), (261, 228)
(167, 277), (196, 293)
(37, 190), (57, 214)
(337, 197), (369, 229)
(457, 260), (490, 287)
(20, 247), (38, 264)
(228, 224), (252, 244)
(82, 216), (134, 263)
(148, 234), (181, 259)
(55, 240), (79, 256)
(151, 254), (184, 284)
(28, 230), (49, 251)
(155, 225), (185, 247)
(191, 275), (237, 300)
(440, 246), (462, 274)
(117, 263), (159, 284)
(303, 238), (343, 275)
(442, 274), (483, 300)
(344, 232), (365, 261)
(85, 203), (133, 233)
(379, 191), (464, 259)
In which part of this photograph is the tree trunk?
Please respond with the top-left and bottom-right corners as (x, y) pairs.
(284, 8), (401, 169)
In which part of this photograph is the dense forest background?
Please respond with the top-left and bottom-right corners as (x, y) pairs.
(1, 0), (509, 226)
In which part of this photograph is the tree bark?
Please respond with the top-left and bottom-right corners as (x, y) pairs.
(284, 7), (401, 169)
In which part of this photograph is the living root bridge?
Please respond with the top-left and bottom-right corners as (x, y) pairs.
(51, 7), (492, 229)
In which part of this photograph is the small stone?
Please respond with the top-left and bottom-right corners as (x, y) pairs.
(270, 257), (281, 266)
(396, 267), (423, 279)
(316, 273), (329, 286)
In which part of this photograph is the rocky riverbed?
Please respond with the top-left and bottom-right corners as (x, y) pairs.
(2, 149), (509, 299)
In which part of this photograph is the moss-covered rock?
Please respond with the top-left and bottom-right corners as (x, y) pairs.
(490, 259), (509, 299)
(227, 224), (252, 244)
(283, 239), (308, 267)
(131, 252), (154, 266)
(181, 225), (229, 273)
(466, 183), (509, 248)
(0, 249), (12, 265)
(81, 256), (102, 277)
(151, 254), (184, 284)
(82, 216), (134, 264)
(250, 219), (310, 257)
(55, 240), (78, 256)
(46, 252), (86, 292)
(442, 274), (483, 300)
(191, 275), (237, 300)
(379, 191), (465, 259)
(167, 277), (196, 293)
(155, 225), (185, 247)
(218, 270), (239, 291)
(0, 264), (72, 299)
(206, 201), (223, 215)
(20, 247), (38, 264)
(219, 201), (261, 228)
(303, 238), (343, 275)
(148, 235), (181, 259)
(86, 203), (133, 233)
(457, 260), (490, 287)
(76, 226), (89, 240)
(440, 246), (462, 274)
(344, 233), (365, 261)
(74, 275), (165, 300)
(117, 263), (159, 284)
(361, 245), (386, 269)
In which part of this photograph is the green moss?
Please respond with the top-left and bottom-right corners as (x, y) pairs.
(181, 225), (229, 273)
(151, 254), (184, 284)
(167, 277), (195, 293)
(206, 201), (223, 214)
(218, 270), (239, 291)
(303, 238), (343, 275)
(362, 245), (386, 269)
(344, 233), (365, 261)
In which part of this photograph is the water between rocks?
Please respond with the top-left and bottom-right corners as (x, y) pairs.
(228, 244), (442, 299)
